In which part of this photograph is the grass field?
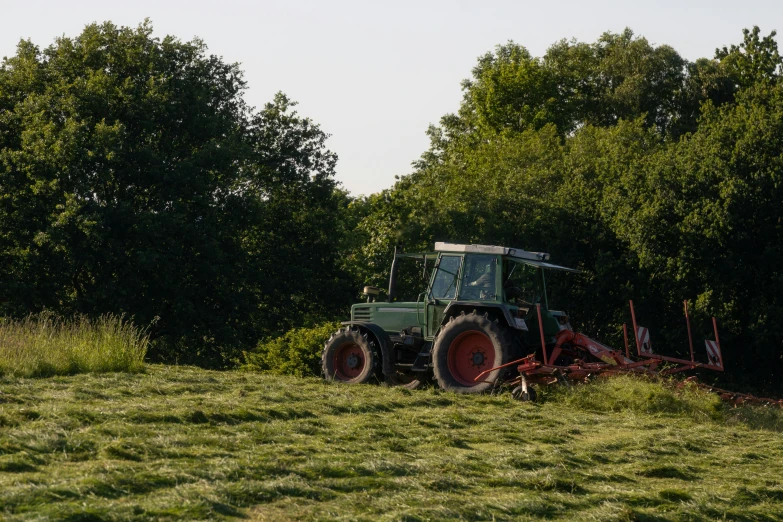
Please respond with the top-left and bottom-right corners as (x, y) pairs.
(1, 367), (783, 521)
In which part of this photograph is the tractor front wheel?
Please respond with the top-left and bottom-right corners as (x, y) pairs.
(322, 327), (378, 384)
(432, 312), (507, 393)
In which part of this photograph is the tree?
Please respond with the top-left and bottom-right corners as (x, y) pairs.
(582, 29), (686, 133)
(427, 29), (691, 153)
(350, 27), (783, 392)
(243, 93), (354, 338)
(0, 21), (349, 366)
(717, 26), (782, 88)
(460, 42), (566, 134)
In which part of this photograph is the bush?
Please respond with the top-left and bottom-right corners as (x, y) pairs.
(243, 322), (341, 377)
(0, 313), (148, 377)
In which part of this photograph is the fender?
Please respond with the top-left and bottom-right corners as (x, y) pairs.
(340, 321), (395, 378)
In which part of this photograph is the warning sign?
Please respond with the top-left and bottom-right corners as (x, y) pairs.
(705, 340), (722, 368)
(637, 326), (652, 354)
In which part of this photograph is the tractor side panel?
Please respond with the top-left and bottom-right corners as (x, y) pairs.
(351, 302), (424, 335)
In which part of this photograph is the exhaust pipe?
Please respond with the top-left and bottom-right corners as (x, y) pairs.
(388, 246), (399, 302)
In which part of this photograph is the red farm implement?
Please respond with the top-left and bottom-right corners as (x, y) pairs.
(477, 300), (781, 407)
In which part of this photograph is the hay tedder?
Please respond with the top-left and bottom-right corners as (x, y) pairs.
(475, 299), (725, 402)
(322, 242), (779, 406)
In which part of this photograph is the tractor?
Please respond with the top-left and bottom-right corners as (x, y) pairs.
(322, 242), (747, 404)
(321, 242), (578, 393)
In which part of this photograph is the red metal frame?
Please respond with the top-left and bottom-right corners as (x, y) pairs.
(536, 304), (548, 364)
(474, 298), (737, 402)
(627, 300), (723, 373)
(623, 324), (630, 359)
(685, 300), (695, 363)
(630, 299), (641, 355)
(712, 317), (724, 368)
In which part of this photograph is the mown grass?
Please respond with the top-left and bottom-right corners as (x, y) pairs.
(1, 368), (782, 521)
(0, 313), (147, 377)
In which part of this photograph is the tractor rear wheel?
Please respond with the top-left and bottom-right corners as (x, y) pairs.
(432, 312), (507, 393)
(322, 327), (378, 384)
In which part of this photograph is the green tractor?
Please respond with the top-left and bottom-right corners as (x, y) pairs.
(322, 242), (579, 393)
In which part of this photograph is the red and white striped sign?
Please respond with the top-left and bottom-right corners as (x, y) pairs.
(637, 326), (653, 354)
(705, 340), (722, 368)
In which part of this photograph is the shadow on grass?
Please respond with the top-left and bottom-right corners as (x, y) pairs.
(659, 488), (692, 502)
(733, 486), (783, 505)
(0, 459), (37, 472)
(223, 482), (337, 506)
(211, 501), (246, 518)
(59, 511), (109, 522)
(637, 465), (699, 481)
(102, 444), (144, 462)
(616, 507), (674, 522)
(519, 476), (588, 494)
(84, 472), (186, 499)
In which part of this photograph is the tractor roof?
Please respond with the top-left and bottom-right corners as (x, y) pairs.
(433, 242), (580, 273)
(434, 242), (549, 261)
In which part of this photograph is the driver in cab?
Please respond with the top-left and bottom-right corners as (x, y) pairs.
(468, 263), (495, 299)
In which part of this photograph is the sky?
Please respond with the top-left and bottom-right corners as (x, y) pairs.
(1, 0), (781, 196)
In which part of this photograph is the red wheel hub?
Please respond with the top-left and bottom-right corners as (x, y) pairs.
(447, 330), (496, 386)
(334, 343), (365, 381)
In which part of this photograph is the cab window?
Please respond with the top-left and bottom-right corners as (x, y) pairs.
(460, 254), (497, 300)
(430, 255), (461, 299)
(502, 260), (540, 305)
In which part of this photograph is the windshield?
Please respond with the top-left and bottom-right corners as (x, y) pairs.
(430, 255), (461, 299)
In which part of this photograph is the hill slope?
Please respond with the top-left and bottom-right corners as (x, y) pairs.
(1, 366), (782, 521)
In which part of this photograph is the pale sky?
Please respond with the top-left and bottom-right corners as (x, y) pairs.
(1, 1), (780, 196)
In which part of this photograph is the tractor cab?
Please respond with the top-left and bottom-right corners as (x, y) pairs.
(323, 242), (579, 393)
(422, 243), (577, 340)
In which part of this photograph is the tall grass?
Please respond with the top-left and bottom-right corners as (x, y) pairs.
(0, 313), (147, 377)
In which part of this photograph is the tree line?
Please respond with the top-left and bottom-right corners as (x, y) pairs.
(0, 21), (352, 366)
(1, 22), (782, 392)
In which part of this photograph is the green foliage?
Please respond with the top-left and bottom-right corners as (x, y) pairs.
(546, 29), (688, 135)
(464, 42), (566, 134)
(0, 313), (147, 377)
(2, 366), (783, 520)
(717, 26), (782, 88)
(343, 26), (783, 392)
(0, 21), (350, 367)
(243, 322), (341, 377)
(429, 28), (696, 146)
